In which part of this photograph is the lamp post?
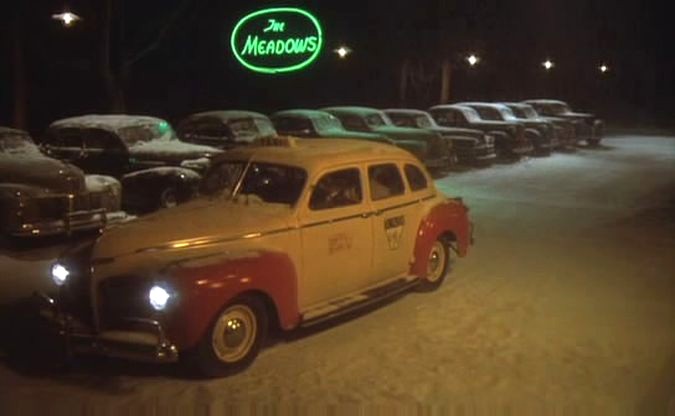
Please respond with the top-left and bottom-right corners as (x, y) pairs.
(51, 11), (82, 27)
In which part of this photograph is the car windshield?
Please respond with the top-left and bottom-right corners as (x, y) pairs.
(473, 106), (503, 121)
(273, 117), (313, 134)
(0, 132), (41, 155)
(547, 103), (572, 115)
(459, 107), (481, 122)
(364, 113), (387, 127)
(119, 121), (177, 146)
(201, 161), (307, 205)
(253, 118), (277, 137)
(497, 106), (519, 121)
(314, 115), (343, 132)
(415, 115), (434, 128)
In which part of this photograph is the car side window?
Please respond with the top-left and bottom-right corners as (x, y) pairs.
(82, 129), (123, 151)
(309, 168), (362, 211)
(50, 128), (83, 149)
(340, 115), (367, 131)
(390, 116), (415, 127)
(404, 164), (428, 191)
(368, 163), (405, 201)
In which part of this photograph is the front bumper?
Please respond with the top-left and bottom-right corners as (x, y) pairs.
(10, 210), (128, 237)
(34, 291), (178, 363)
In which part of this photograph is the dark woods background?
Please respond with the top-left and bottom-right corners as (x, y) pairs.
(2, 0), (674, 135)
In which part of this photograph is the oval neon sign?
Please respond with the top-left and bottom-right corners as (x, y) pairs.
(230, 7), (324, 74)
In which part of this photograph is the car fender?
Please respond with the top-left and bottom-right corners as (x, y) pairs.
(410, 198), (471, 278)
(165, 249), (299, 350)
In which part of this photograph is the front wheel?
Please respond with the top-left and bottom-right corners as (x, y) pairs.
(417, 239), (451, 292)
(187, 295), (268, 377)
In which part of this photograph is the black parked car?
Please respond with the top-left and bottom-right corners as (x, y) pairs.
(502, 102), (578, 149)
(428, 104), (533, 158)
(383, 108), (497, 165)
(1, 126), (123, 237)
(177, 110), (278, 150)
(523, 99), (604, 146)
(43, 115), (222, 213)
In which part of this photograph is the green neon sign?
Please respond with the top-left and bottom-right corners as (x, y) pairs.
(230, 7), (323, 74)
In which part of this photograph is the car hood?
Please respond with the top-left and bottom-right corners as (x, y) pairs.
(92, 197), (294, 261)
(0, 154), (84, 193)
(128, 140), (221, 162)
(373, 125), (437, 142)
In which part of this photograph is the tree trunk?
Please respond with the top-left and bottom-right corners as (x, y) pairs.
(439, 57), (452, 104)
(12, 15), (27, 128)
(100, 0), (126, 112)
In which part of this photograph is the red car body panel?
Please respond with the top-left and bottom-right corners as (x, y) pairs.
(165, 250), (299, 350)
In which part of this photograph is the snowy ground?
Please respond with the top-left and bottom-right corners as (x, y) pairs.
(0, 134), (674, 415)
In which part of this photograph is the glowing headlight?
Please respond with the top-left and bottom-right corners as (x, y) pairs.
(51, 263), (70, 286)
(149, 285), (171, 311)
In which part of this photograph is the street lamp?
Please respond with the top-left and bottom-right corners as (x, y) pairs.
(466, 54), (480, 67)
(334, 45), (352, 59)
(542, 59), (555, 71)
(52, 11), (82, 27)
(599, 64), (609, 74)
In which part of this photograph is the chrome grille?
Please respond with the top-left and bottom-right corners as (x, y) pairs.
(99, 276), (154, 327)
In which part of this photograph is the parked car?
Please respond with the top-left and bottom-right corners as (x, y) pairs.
(37, 137), (472, 376)
(43, 115), (222, 213)
(501, 102), (578, 149)
(321, 106), (449, 169)
(428, 104), (533, 158)
(271, 109), (394, 145)
(177, 111), (277, 150)
(383, 108), (497, 165)
(523, 99), (604, 146)
(0, 126), (123, 237)
(456, 102), (553, 155)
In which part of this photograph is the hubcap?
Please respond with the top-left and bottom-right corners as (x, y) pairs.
(161, 188), (177, 208)
(426, 241), (447, 283)
(212, 304), (257, 363)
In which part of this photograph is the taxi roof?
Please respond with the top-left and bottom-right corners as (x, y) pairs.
(211, 137), (416, 173)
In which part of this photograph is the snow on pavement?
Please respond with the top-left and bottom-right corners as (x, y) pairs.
(0, 134), (674, 415)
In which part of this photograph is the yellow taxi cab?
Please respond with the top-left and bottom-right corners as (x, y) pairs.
(39, 137), (472, 376)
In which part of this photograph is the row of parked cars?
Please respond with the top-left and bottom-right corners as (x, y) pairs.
(0, 99), (603, 238)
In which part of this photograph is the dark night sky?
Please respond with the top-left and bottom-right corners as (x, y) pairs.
(2, 0), (674, 133)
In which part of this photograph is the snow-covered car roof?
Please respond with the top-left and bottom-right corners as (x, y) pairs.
(49, 115), (169, 132)
(211, 137), (415, 173)
(182, 110), (271, 123)
(0, 126), (29, 137)
(522, 99), (568, 106)
(382, 109), (431, 116)
(271, 109), (337, 120)
(321, 106), (387, 117)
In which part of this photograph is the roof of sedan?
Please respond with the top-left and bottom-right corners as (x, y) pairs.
(182, 110), (270, 122)
(382, 109), (430, 116)
(50, 115), (167, 131)
(0, 126), (28, 136)
(428, 104), (475, 111)
(211, 137), (414, 171)
(271, 109), (335, 119)
(321, 106), (384, 116)
(456, 102), (508, 109)
(522, 99), (567, 105)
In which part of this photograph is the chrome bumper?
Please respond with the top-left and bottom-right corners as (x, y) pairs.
(10, 210), (127, 237)
(33, 291), (178, 363)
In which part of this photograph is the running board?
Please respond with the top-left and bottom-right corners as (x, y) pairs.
(300, 276), (420, 328)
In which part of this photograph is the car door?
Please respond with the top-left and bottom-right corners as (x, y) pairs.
(78, 128), (129, 177)
(367, 162), (422, 283)
(298, 166), (373, 307)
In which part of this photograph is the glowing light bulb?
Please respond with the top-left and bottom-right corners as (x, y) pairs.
(466, 54), (479, 67)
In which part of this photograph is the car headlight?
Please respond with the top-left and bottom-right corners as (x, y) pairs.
(149, 285), (171, 311)
(51, 263), (70, 286)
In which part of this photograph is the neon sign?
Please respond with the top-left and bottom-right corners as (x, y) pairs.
(230, 7), (323, 74)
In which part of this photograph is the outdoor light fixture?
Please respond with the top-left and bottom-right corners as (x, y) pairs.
(599, 64), (609, 73)
(51, 263), (70, 286)
(542, 59), (555, 70)
(466, 54), (480, 67)
(52, 11), (82, 27)
(334, 45), (352, 59)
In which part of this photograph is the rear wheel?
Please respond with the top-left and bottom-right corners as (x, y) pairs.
(188, 295), (268, 377)
(417, 239), (451, 292)
(158, 186), (178, 209)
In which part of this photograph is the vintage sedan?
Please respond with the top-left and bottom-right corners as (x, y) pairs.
(176, 111), (278, 150)
(0, 127), (123, 237)
(428, 104), (533, 158)
(37, 137), (472, 376)
(523, 99), (604, 146)
(271, 109), (393, 145)
(383, 109), (497, 165)
(43, 115), (222, 212)
(321, 106), (450, 169)
(502, 102), (578, 149)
